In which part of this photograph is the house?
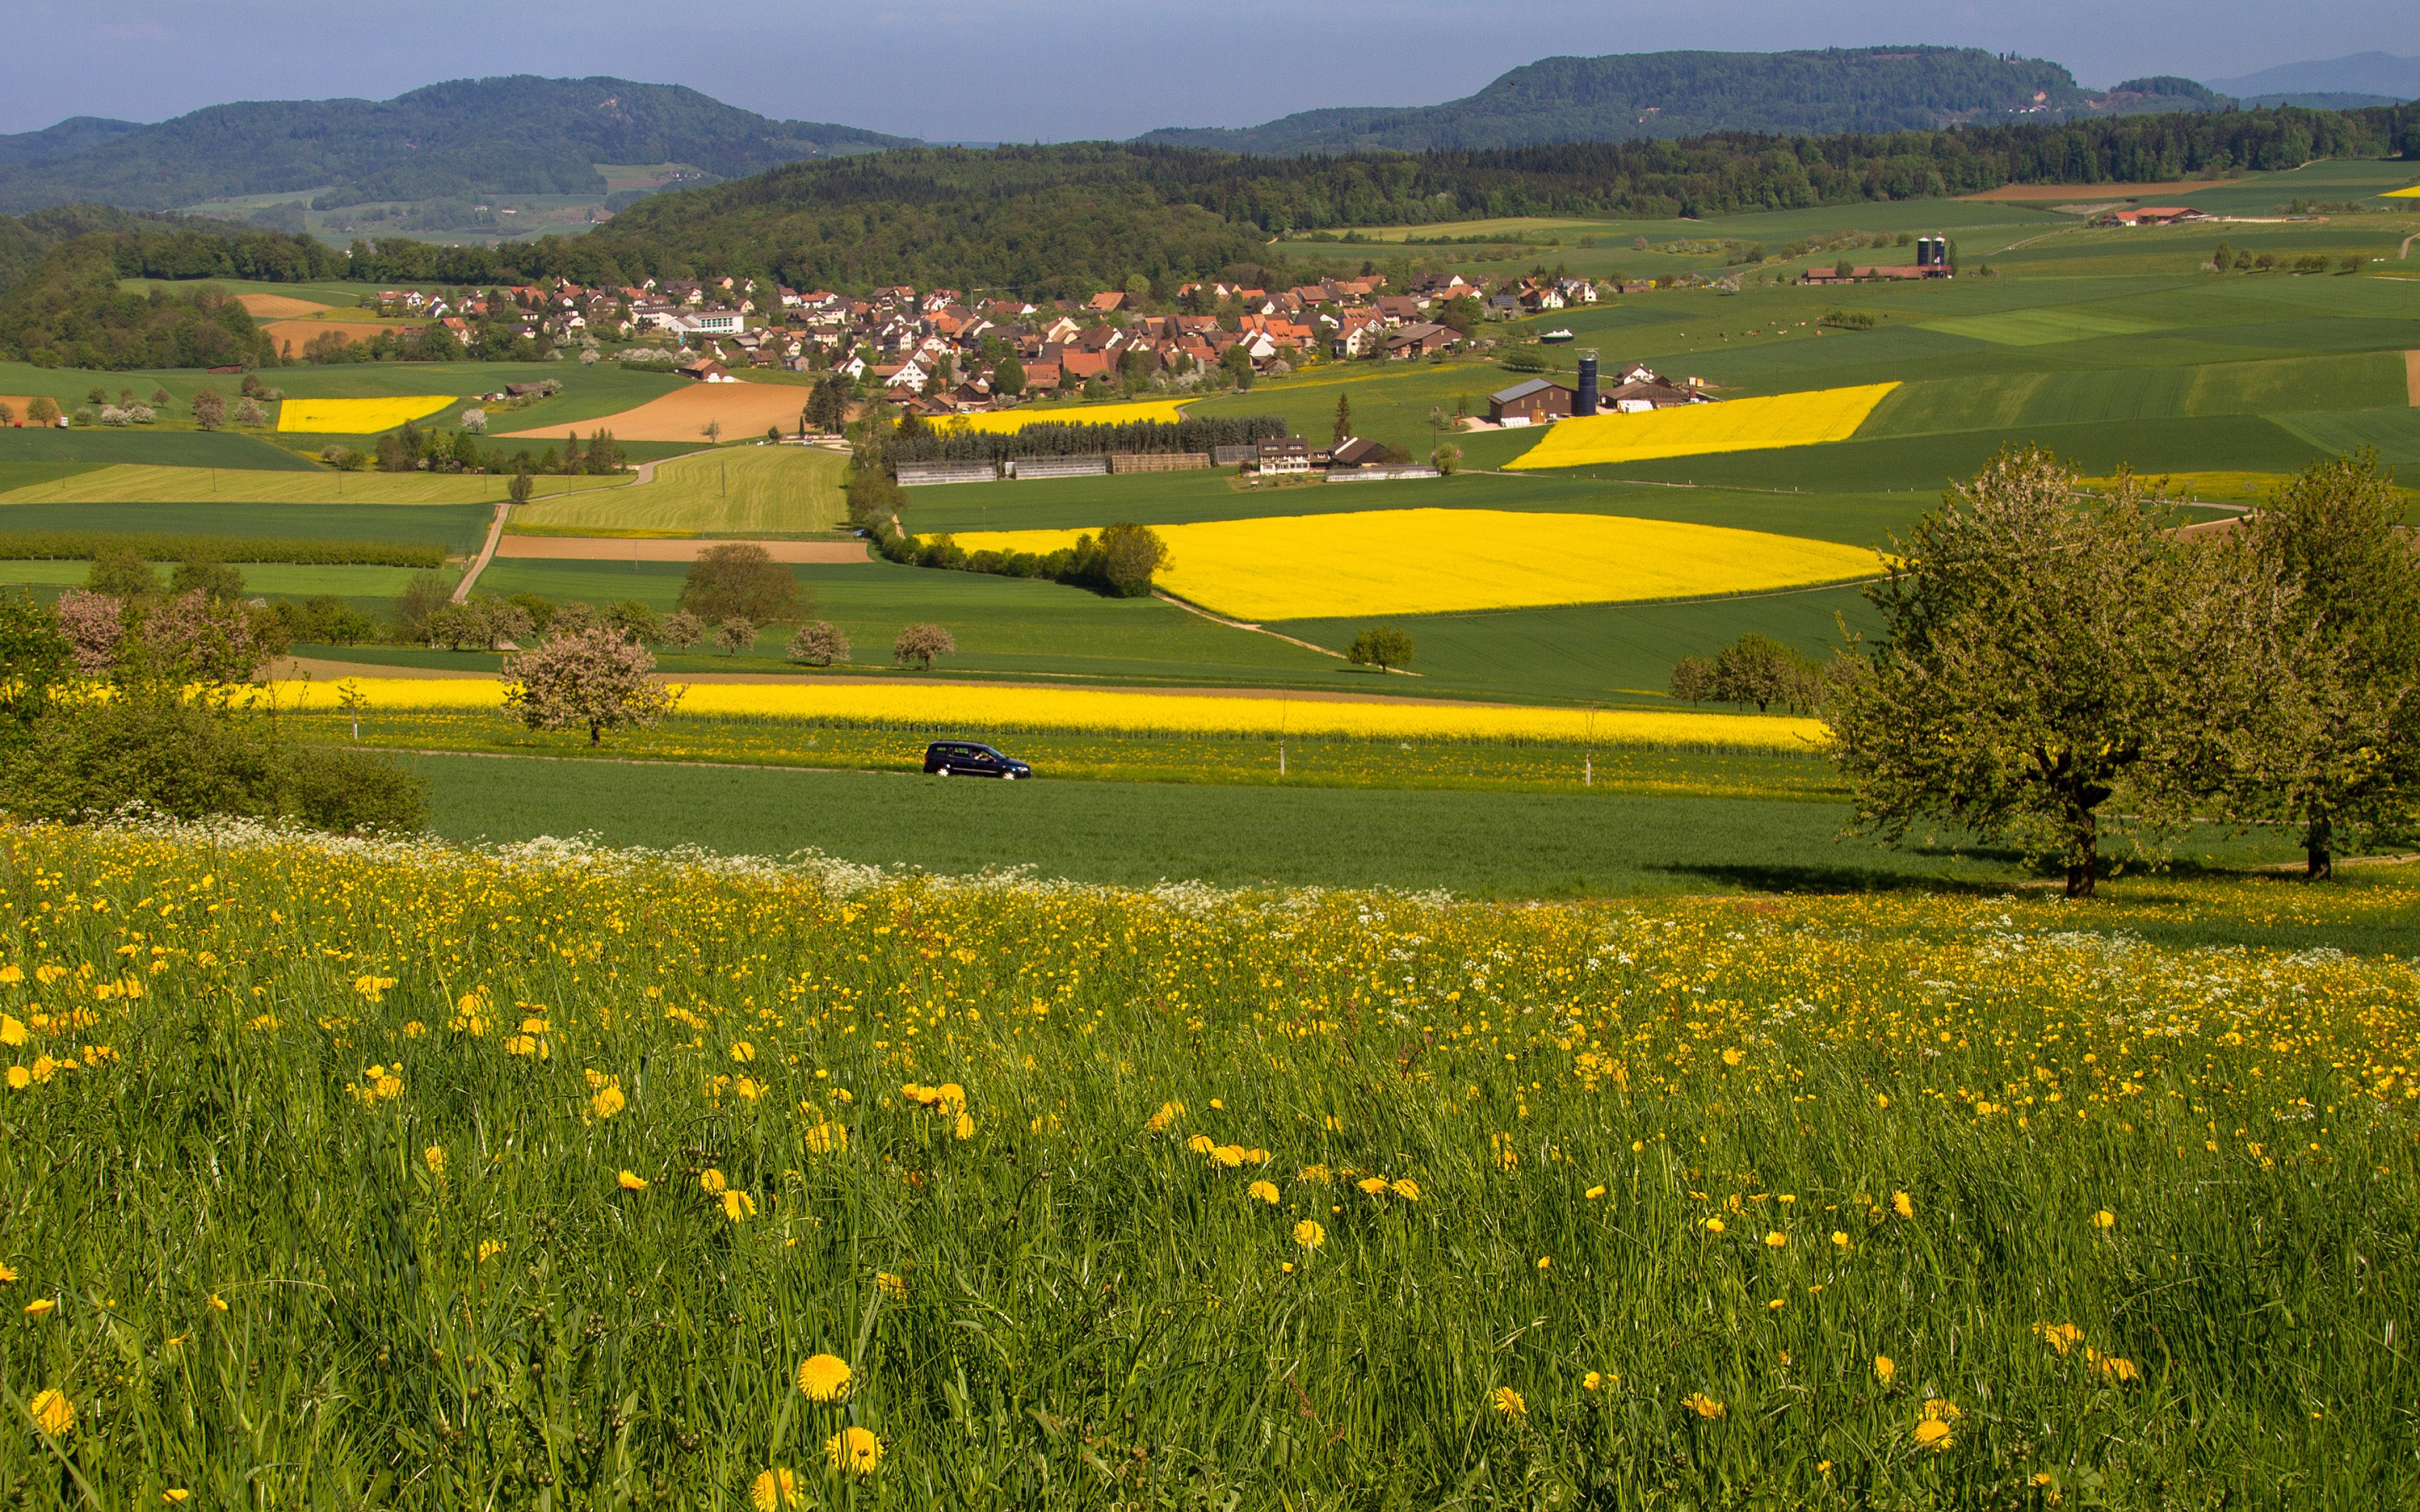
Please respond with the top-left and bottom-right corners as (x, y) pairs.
(1328, 436), (1397, 468)
(679, 308), (745, 336)
(1373, 295), (1425, 327)
(1021, 360), (1063, 390)
(1385, 323), (1457, 359)
(1518, 285), (1565, 312)
(675, 359), (732, 383)
(1487, 378), (1574, 425)
(1256, 438), (1312, 475)
(1087, 291), (1127, 313)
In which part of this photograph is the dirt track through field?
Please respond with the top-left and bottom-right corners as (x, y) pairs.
(501, 382), (808, 442)
(496, 538), (869, 563)
(1957, 180), (2232, 202)
(236, 293), (333, 318)
(2407, 350), (2419, 407)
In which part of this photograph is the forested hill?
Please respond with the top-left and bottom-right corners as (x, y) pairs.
(1139, 47), (2164, 155)
(0, 76), (920, 215)
(351, 105), (2404, 297)
(0, 117), (144, 169)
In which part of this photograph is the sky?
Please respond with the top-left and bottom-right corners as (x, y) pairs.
(1, 1), (2407, 139)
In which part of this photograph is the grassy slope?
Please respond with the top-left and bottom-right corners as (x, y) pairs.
(0, 462), (620, 507)
(0, 561), (425, 596)
(511, 444), (845, 533)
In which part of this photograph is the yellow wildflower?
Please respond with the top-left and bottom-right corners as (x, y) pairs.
(24, 1298), (55, 1316)
(1764, 1231), (1787, 1248)
(1292, 1220), (1326, 1250)
(1390, 1179), (1421, 1201)
(1682, 1393), (1725, 1420)
(1357, 1176), (1389, 1194)
(750, 1467), (801, 1510)
(1582, 1371), (1602, 1391)
(825, 1425), (882, 1475)
(618, 1170), (649, 1190)
(591, 1083), (626, 1120)
(1875, 1355), (1896, 1384)
(1247, 1179), (1280, 1205)
(1491, 1386), (1525, 1418)
(2092, 1209), (2116, 1229)
(1892, 1191), (1915, 1220)
(27, 1389), (72, 1436)
(699, 1168), (727, 1194)
(1585, 1184), (1607, 1200)
(797, 1353), (852, 1400)
(1914, 1417), (1952, 1452)
(722, 1189), (756, 1222)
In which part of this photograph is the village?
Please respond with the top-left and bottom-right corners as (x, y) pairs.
(358, 265), (1623, 418)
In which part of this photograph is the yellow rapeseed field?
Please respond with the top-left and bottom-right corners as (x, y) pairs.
(276, 396), (457, 433)
(266, 677), (1827, 752)
(2383, 184), (2420, 198)
(1511, 383), (1899, 470)
(935, 400), (1191, 433)
(939, 509), (1885, 620)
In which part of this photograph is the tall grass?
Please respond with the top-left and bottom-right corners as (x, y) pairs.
(0, 821), (2412, 1507)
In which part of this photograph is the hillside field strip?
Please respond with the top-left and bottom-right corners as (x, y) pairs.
(276, 396), (458, 433)
(1508, 384), (1898, 469)
(0, 464), (621, 507)
(274, 674), (1826, 750)
(944, 398), (1192, 432)
(508, 444), (846, 534)
(500, 382), (819, 442)
(939, 509), (1885, 620)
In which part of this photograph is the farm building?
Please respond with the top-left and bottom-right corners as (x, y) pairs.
(1256, 438), (1313, 475)
(1488, 378), (1576, 425)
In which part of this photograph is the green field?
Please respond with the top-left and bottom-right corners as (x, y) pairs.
(511, 445), (846, 533)
(0, 500), (490, 549)
(0, 427), (317, 470)
(400, 749), (2315, 900)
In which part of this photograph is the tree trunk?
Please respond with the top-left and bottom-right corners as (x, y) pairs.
(2065, 804), (2098, 900)
(2303, 816), (2333, 880)
(589, 719), (602, 747)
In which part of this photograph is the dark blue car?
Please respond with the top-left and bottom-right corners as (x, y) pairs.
(923, 741), (1032, 780)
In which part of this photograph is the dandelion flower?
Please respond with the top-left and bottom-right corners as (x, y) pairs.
(1585, 1184), (1607, 1200)
(750, 1467), (801, 1509)
(591, 1084), (625, 1120)
(797, 1353), (853, 1400)
(1722, 1047), (1744, 1067)
(1247, 1179), (1280, 1205)
(1491, 1386), (1525, 1418)
(6, 1067), (29, 1090)
(208, 1293), (227, 1312)
(0, 1265), (13, 1283)
(954, 1111), (975, 1141)
(1292, 1220), (1325, 1250)
(163, 1493), (191, 1504)
(1874, 1355), (1896, 1385)
(1582, 1371), (1602, 1391)
(477, 1240), (507, 1263)
(1390, 1179), (1421, 1201)
(1831, 1231), (1850, 1249)
(825, 1425), (882, 1475)
(618, 1170), (649, 1190)
(1924, 1399), (1961, 1420)
(876, 1272), (908, 1297)
(1536, 1257), (1550, 1270)
(1892, 1191), (1914, 1220)
(1764, 1231), (1786, 1248)
(26, 1389), (72, 1436)
(24, 1298), (55, 1316)
(2035, 1321), (2081, 1355)
(722, 1189), (756, 1222)
(1186, 1134), (1215, 1155)
(0, 1015), (24, 1046)
(1357, 1176), (1389, 1195)
(2095, 1353), (2141, 1383)
(699, 1168), (728, 1194)
(423, 1145), (445, 1175)
(1682, 1392), (1725, 1420)
(2091, 1210), (2116, 1229)
(1704, 1217), (1725, 1234)
(1914, 1417), (1952, 1452)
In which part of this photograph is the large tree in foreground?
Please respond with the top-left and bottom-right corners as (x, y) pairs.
(501, 627), (681, 746)
(1827, 447), (2305, 898)
(2233, 450), (2420, 877)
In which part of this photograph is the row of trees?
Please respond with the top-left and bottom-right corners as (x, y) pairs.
(1828, 449), (2417, 895)
(1670, 635), (1828, 714)
(879, 522), (1172, 600)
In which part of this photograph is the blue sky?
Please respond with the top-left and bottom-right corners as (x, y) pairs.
(2, 1), (2407, 139)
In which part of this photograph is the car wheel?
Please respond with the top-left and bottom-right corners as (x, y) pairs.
(937, 765), (950, 777)
(1001, 770), (1016, 780)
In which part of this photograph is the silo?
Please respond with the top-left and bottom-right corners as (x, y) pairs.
(1576, 350), (1598, 417)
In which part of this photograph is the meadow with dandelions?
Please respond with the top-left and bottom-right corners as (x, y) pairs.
(1, 821), (2415, 1509)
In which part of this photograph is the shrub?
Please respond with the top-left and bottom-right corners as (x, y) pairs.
(392, 572), (455, 644)
(1668, 654), (1718, 705)
(87, 545), (160, 601)
(191, 391), (225, 431)
(169, 558), (245, 602)
(283, 746), (427, 833)
(604, 601), (661, 644)
(2, 687), (284, 822)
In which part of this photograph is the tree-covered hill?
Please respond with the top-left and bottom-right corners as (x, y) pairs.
(0, 76), (920, 215)
(0, 117), (144, 169)
(1138, 47), (2184, 155)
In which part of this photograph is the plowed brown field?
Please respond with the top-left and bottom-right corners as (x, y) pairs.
(236, 293), (333, 318)
(502, 381), (808, 442)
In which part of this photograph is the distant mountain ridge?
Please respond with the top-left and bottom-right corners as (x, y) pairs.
(0, 118), (145, 169)
(1135, 46), (2220, 155)
(2207, 52), (2420, 103)
(0, 76), (920, 216)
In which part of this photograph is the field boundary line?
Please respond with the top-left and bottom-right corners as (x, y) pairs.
(2407, 350), (2418, 407)
(1150, 591), (1353, 662)
(453, 502), (510, 603)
